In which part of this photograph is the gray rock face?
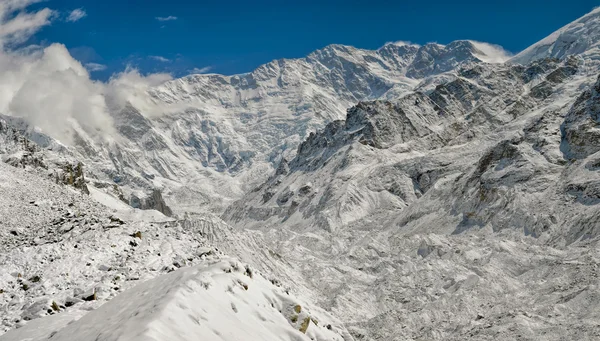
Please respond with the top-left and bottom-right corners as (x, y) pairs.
(225, 57), (586, 233)
(0, 117), (93, 195)
(130, 189), (173, 217)
(561, 74), (600, 159)
(407, 41), (485, 78)
(54, 162), (89, 195)
(0, 118), (46, 169)
(142, 189), (173, 217)
(110, 104), (152, 142)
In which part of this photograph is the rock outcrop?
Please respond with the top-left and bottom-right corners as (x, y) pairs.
(561, 74), (600, 159)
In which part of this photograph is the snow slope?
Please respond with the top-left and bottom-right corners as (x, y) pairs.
(510, 7), (600, 65)
(3, 259), (347, 341)
(0, 152), (350, 340)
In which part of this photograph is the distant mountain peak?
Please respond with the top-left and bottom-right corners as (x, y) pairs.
(510, 7), (600, 65)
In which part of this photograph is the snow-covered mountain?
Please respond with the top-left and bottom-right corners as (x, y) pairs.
(220, 8), (600, 340)
(224, 56), (588, 233)
(3, 7), (600, 341)
(54, 39), (511, 215)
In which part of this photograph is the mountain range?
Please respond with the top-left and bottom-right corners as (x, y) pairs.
(1, 7), (600, 341)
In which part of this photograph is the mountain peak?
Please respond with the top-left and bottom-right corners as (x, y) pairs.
(510, 7), (600, 65)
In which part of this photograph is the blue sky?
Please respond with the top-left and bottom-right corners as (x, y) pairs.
(26, 0), (599, 80)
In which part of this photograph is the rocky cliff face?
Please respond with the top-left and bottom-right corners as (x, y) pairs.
(0, 116), (92, 195)
(215, 28), (600, 338)
(561, 74), (600, 159)
(224, 57), (590, 234)
(130, 189), (173, 217)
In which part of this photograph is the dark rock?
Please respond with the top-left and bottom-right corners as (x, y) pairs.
(82, 290), (96, 301)
(109, 216), (125, 225)
(561, 75), (600, 159)
(55, 162), (89, 194)
(130, 189), (173, 217)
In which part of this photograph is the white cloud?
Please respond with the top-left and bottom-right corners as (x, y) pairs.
(150, 55), (170, 62)
(0, 2), (174, 144)
(468, 40), (513, 63)
(105, 67), (173, 117)
(0, 44), (116, 143)
(0, 0), (55, 47)
(383, 41), (421, 48)
(190, 66), (212, 74)
(66, 8), (86, 22)
(84, 62), (106, 72)
(155, 16), (177, 22)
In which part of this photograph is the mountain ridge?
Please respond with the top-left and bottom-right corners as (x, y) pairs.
(54, 37), (523, 215)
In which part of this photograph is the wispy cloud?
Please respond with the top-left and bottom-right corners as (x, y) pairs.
(383, 41), (421, 48)
(190, 66), (212, 74)
(66, 8), (86, 22)
(155, 16), (177, 22)
(0, 0), (55, 46)
(150, 55), (170, 62)
(468, 41), (513, 63)
(84, 62), (107, 72)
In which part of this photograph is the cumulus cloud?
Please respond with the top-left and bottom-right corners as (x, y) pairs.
(105, 68), (172, 117)
(66, 8), (86, 22)
(190, 66), (212, 74)
(155, 16), (177, 22)
(0, 44), (115, 143)
(150, 55), (170, 62)
(468, 40), (513, 63)
(0, 2), (173, 144)
(84, 62), (106, 72)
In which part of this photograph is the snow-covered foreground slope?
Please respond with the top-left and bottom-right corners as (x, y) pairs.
(2, 258), (347, 341)
(0, 158), (350, 340)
